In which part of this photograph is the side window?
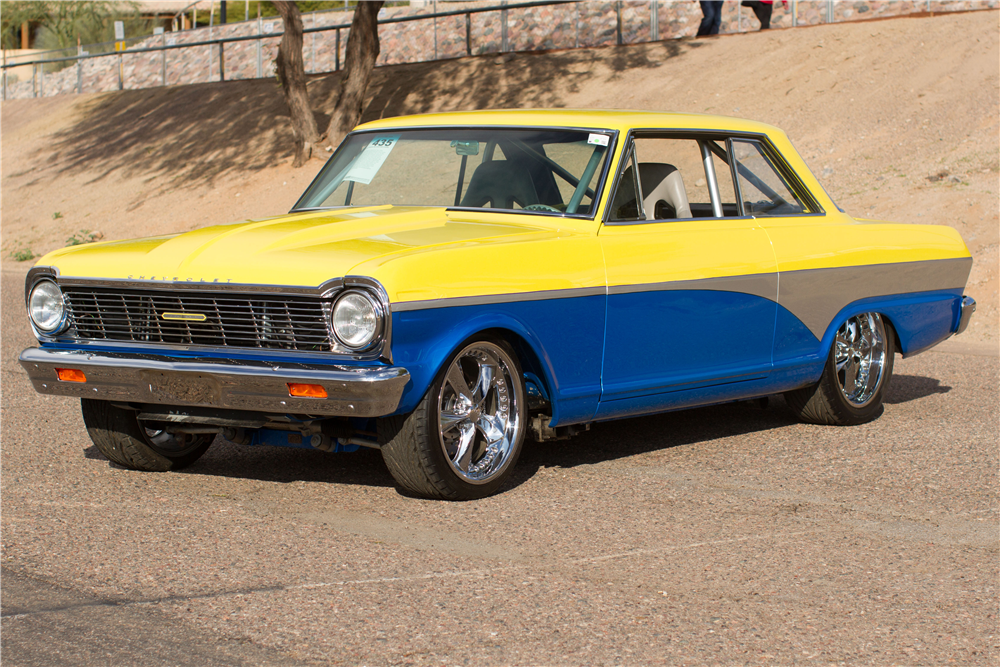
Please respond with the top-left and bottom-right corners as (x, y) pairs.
(731, 139), (807, 216)
(631, 137), (738, 219)
(608, 149), (643, 222)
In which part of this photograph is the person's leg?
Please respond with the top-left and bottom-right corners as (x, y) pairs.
(709, 1), (723, 34)
(753, 2), (773, 29)
(697, 1), (717, 36)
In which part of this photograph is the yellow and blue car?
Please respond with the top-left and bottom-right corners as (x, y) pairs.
(20, 110), (975, 499)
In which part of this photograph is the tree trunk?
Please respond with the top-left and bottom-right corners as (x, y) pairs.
(272, 1), (319, 167)
(323, 0), (384, 150)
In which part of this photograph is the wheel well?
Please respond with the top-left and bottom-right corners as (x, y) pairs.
(480, 327), (552, 400)
(880, 313), (903, 354)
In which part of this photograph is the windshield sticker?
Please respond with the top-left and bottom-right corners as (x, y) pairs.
(587, 133), (609, 147)
(344, 135), (400, 185)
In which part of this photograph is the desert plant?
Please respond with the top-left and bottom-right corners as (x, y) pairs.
(10, 247), (37, 262)
(66, 229), (101, 246)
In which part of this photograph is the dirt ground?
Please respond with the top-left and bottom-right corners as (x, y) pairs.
(2, 9), (997, 344)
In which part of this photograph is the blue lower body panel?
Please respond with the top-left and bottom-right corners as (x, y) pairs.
(390, 295), (606, 425)
(389, 288), (962, 428)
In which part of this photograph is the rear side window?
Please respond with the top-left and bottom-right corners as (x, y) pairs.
(731, 139), (808, 216)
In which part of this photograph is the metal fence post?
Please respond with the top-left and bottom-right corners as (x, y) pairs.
(2, 51), (6, 101)
(39, 60), (45, 96)
(433, 0), (439, 61)
(219, 1), (226, 82)
(826, 0), (834, 23)
(616, 1), (622, 45)
(77, 54), (83, 93)
(650, 0), (658, 42)
(160, 32), (166, 86)
(465, 13), (472, 56)
(256, 13), (263, 78)
(501, 1), (508, 53)
(575, 1), (580, 48)
(792, 0), (797, 27)
(310, 12), (316, 74)
(335, 28), (340, 71)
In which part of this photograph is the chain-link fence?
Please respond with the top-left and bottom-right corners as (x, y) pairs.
(2, 0), (996, 100)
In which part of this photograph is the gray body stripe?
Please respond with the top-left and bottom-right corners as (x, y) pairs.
(607, 273), (778, 301)
(389, 258), (971, 331)
(390, 286), (607, 312)
(779, 257), (972, 338)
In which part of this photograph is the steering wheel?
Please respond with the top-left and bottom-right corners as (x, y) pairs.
(523, 204), (561, 213)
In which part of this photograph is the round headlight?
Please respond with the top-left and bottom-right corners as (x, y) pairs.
(332, 291), (380, 349)
(28, 280), (66, 333)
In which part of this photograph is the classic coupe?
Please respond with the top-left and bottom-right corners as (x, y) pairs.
(20, 110), (975, 499)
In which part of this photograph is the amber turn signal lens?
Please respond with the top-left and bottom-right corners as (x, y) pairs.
(287, 383), (328, 398)
(56, 368), (87, 383)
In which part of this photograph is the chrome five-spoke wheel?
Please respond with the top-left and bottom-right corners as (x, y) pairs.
(438, 342), (521, 484)
(834, 312), (888, 407)
(784, 311), (895, 426)
(378, 337), (527, 500)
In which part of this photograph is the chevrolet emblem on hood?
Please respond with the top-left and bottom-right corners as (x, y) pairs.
(161, 312), (208, 322)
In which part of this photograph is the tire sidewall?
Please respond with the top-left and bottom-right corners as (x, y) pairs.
(82, 399), (212, 471)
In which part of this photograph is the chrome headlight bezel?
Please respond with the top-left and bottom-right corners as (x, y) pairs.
(27, 279), (70, 335)
(331, 289), (384, 351)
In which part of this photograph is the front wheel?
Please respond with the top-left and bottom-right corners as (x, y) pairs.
(785, 312), (896, 425)
(81, 399), (214, 471)
(378, 338), (527, 500)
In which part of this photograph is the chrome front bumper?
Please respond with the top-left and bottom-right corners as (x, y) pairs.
(956, 295), (976, 335)
(18, 347), (409, 418)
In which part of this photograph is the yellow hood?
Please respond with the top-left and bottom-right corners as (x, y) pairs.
(39, 206), (580, 288)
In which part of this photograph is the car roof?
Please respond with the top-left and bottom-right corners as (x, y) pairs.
(354, 109), (782, 135)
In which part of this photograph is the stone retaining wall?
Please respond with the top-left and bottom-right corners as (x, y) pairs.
(3, 0), (996, 100)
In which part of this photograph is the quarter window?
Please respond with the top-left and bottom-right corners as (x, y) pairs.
(731, 139), (807, 216)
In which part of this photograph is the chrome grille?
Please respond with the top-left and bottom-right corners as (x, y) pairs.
(62, 287), (334, 351)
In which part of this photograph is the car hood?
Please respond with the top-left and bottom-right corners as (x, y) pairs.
(39, 206), (583, 288)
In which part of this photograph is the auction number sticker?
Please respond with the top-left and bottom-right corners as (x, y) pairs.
(344, 135), (400, 185)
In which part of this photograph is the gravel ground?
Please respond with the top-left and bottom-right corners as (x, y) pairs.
(2, 262), (997, 665)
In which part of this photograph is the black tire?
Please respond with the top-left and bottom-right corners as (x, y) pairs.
(81, 399), (213, 471)
(785, 313), (896, 426)
(378, 337), (527, 500)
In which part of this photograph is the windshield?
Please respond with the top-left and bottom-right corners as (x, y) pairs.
(294, 127), (615, 217)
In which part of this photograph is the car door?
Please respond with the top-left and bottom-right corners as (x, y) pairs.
(596, 133), (778, 420)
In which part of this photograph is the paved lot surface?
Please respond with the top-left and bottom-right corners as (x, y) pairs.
(2, 265), (997, 666)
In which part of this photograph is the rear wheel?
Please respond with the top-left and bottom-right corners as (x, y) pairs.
(378, 338), (527, 500)
(785, 312), (895, 426)
(81, 399), (213, 471)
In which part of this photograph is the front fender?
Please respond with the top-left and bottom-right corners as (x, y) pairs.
(388, 294), (606, 425)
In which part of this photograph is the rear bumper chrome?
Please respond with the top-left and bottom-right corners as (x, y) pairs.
(18, 347), (409, 418)
(956, 295), (976, 335)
